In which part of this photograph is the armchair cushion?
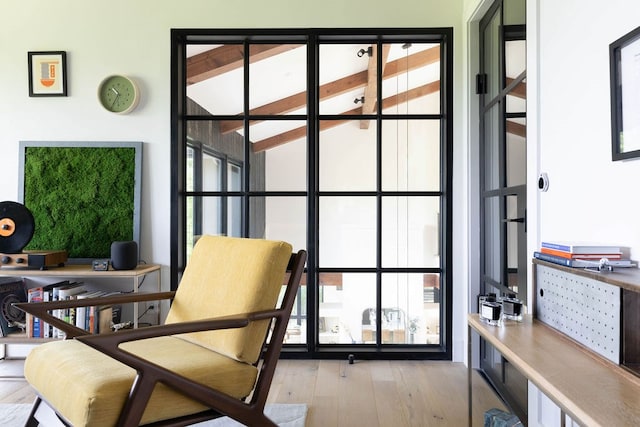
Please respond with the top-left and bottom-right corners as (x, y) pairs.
(165, 235), (293, 364)
(24, 337), (259, 426)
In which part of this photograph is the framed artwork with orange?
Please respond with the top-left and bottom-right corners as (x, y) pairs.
(28, 51), (67, 97)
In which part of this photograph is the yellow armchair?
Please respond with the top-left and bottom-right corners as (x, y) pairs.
(18, 235), (306, 427)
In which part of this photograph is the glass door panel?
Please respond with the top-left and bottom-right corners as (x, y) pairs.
(381, 196), (440, 268)
(319, 273), (376, 344)
(381, 119), (441, 192)
(318, 196), (377, 268)
(319, 120), (377, 192)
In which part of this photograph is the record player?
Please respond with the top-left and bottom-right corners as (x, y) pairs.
(0, 201), (67, 270)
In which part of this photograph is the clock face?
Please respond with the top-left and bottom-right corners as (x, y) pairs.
(98, 75), (139, 114)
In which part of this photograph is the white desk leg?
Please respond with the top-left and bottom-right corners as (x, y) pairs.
(133, 275), (139, 328)
(468, 324), (473, 427)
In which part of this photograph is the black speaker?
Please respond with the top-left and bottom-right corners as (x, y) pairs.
(111, 241), (138, 270)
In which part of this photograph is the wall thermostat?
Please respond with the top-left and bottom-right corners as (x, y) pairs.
(538, 172), (549, 192)
(92, 259), (110, 271)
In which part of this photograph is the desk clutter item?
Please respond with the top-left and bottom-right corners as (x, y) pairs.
(110, 241), (137, 270)
(0, 201), (67, 269)
(478, 293), (523, 325)
(484, 408), (523, 427)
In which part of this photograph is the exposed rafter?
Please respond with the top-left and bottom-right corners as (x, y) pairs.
(505, 77), (526, 99)
(219, 45), (441, 134)
(506, 120), (526, 138)
(252, 80), (441, 153)
(360, 44), (391, 129)
(186, 44), (299, 85)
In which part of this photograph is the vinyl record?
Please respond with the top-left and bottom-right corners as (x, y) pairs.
(0, 201), (35, 253)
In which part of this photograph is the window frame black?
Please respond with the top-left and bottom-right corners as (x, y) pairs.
(171, 28), (454, 360)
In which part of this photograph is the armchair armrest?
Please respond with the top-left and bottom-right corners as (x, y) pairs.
(14, 291), (176, 339)
(77, 308), (282, 348)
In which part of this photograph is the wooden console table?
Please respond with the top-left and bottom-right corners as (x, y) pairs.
(468, 313), (640, 426)
(0, 264), (161, 343)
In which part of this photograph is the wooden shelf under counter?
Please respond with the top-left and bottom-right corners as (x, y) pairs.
(468, 313), (640, 426)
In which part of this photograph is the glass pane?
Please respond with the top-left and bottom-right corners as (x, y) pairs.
(249, 44), (306, 114)
(319, 196), (376, 268)
(186, 146), (195, 192)
(381, 273), (440, 345)
(187, 120), (245, 171)
(483, 104), (501, 190)
(248, 196), (307, 252)
(382, 119), (440, 191)
(506, 118), (526, 187)
(227, 196), (242, 237)
(283, 283), (307, 345)
(250, 120), (307, 191)
(186, 44), (243, 116)
(506, 40), (526, 114)
(203, 152), (222, 192)
(228, 163), (241, 192)
(319, 44), (373, 116)
(483, 10), (501, 101)
(382, 196), (440, 268)
(381, 43), (441, 115)
(319, 120), (376, 191)
(319, 273), (376, 344)
(185, 195), (224, 259)
(506, 78), (526, 113)
(484, 196), (501, 284)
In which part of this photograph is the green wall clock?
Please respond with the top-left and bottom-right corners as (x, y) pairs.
(98, 75), (140, 114)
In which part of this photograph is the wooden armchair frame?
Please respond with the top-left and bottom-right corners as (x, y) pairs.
(17, 249), (306, 427)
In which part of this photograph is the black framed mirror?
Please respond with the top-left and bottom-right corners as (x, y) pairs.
(610, 25), (640, 161)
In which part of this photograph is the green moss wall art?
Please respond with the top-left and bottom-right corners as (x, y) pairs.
(18, 142), (142, 261)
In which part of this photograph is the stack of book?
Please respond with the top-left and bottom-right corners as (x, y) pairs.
(26, 281), (122, 338)
(533, 241), (634, 268)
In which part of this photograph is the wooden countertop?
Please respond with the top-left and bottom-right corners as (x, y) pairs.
(469, 313), (640, 427)
(533, 258), (640, 293)
(0, 263), (160, 277)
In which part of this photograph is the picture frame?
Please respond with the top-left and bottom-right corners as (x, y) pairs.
(28, 51), (67, 97)
(610, 26), (640, 161)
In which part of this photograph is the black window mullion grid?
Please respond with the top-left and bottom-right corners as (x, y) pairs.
(307, 35), (317, 354)
(173, 29), (453, 358)
(242, 40), (251, 238)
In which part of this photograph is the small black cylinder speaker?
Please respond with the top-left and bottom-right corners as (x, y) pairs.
(111, 241), (138, 270)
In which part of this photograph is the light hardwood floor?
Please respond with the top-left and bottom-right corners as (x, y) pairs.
(0, 358), (507, 426)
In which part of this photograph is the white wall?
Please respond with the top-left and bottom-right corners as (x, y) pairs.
(536, 1), (640, 258)
(1, 0), (469, 360)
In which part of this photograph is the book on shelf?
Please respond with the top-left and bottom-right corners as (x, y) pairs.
(534, 251), (635, 268)
(540, 241), (621, 254)
(540, 247), (622, 260)
(0, 277), (26, 336)
(56, 282), (86, 338)
(27, 287), (44, 338)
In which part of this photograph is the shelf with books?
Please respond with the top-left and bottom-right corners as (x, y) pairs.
(533, 251), (635, 269)
(0, 264), (161, 345)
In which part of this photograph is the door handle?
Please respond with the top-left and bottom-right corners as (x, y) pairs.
(503, 217), (525, 223)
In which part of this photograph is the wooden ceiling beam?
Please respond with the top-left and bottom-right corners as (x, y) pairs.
(219, 45), (440, 134)
(252, 80), (441, 153)
(506, 120), (526, 138)
(505, 77), (526, 99)
(360, 44), (391, 130)
(186, 44), (299, 85)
